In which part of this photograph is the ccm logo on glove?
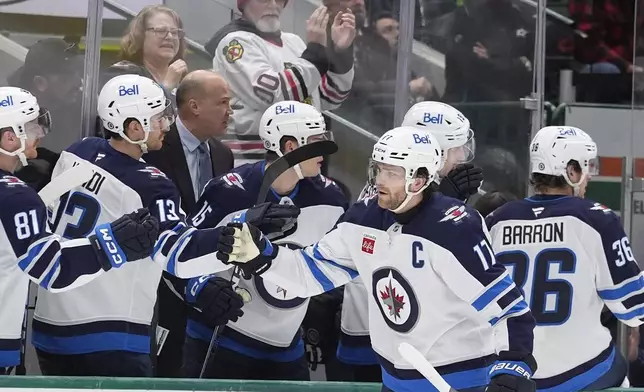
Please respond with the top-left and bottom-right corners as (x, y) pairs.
(96, 225), (126, 267)
(490, 362), (532, 379)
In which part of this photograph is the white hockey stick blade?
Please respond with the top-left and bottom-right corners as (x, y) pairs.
(38, 162), (94, 206)
(398, 342), (458, 392)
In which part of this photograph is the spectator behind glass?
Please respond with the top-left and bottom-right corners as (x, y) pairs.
(443, 0), (533, 103)
(473, 190), (517, 218)
(108, 5), (188, 92)
(204, 0), (356, 167)
(566, 0), (643, 74)
(339, 11), (437, 133)
(8, 38), (83, 190)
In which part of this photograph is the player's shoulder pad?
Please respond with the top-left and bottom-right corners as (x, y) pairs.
(200, 163), (260, 202)
(485, 200), (523, 230)
(64, 137), (107, 162)
(576, 197), (622, 231)
(306, 174), (350, 210)
(0, 175), (42, 209)
(338, 195), (383, 227)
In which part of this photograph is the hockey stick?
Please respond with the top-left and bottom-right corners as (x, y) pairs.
(198, 140), (338, 378)
(398, 342), (459, 392)
(38, 161), (94, 206)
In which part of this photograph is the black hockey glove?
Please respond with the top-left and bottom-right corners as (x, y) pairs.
(216, 222), (278, 279)
(439, 163), (484, 202)
(487, 352), (537, 392)
(244, 202), (300, 240)
(89, 208), (159, 271)
(186, 275), (244, 328)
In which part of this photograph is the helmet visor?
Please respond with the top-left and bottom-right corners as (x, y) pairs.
(368, 159), (406, 187)
(306, 131), (333, 144)
(445, 129), (475, 166)
(25, 108), (52, 140)
(151, 99), (176, 133)
(587, 157), (600, 176)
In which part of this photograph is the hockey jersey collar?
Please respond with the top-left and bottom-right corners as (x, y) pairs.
(205, 18), (283, 56)
(525, 194), (572, 202)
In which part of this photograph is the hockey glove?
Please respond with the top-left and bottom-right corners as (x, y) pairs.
(439, 163), (483, 202)
(216, 222), (278, 279)
(89, 208), (160, 271)
(186, 275), (245, 328)
(487, 352), (537, 392)
(243, 202), (300, 240)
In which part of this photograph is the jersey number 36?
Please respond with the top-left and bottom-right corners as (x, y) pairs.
(496, 249), (576, 326)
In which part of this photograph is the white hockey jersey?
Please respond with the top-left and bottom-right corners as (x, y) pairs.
(185, 162), (347, 361)
(487, 194), (643, 391)
(337, 277), (378, 365)
(207, 19), (354, 165)
(0, 170), (121, 366)
(33, 138), (232, 356)
(257, 193), (536, 391)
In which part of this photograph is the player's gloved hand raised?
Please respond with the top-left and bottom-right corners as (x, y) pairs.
(186, 275), (244, 328)
(439, 163), (483, 202)
(487, 353), (537, 392)
(216, 222), (278, 279)
(244, 202), (300, 240)
(89, 208), (159, 271)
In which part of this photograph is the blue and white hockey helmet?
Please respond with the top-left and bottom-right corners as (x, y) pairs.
(0, 86), (51, 166)
(98, 74), (175, 153)
(259, 101), (330, 156)
(370, 126), (442, 188)
(530, 126), (599, 179)
(402, 101), (474, 169)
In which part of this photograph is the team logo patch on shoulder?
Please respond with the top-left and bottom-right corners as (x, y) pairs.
(223, 173), (245, 190)
(139, 166), (168, 179)
(224, 39), (244, 63)
(590, 203), (612, 213)
(440, 205), (468, 223)
(0, 175), (26, 187)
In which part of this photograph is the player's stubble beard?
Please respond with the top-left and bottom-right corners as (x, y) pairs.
(377, 187), (406, 211)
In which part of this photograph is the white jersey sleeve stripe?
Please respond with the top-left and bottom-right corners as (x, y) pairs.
(613, 304), (644, 322)
(312, 245), (359, 278)
(490, 297), (529, 326)
(472, 272), (516, 311)
(598, 272), (644, 301)
(300, 249), (337, 292)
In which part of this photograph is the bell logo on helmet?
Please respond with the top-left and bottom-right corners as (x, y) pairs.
(413, 134), (432, 144)
(559, 128), (577, 136)
(0, 96), (14, 107)
(118, 85), (140, 97)
(275, 104), (295, 115)
(422, 113), (443, 124)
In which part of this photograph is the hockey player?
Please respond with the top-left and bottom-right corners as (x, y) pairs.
(204, 0), (356, 165)
(216, 127), (537, 392)
(0, 86), (159, 373)
(31, 74), (247, 377)
(340, 101), (484, 381)
(486, 126), (641, 391)
(182, 101), (347, 380)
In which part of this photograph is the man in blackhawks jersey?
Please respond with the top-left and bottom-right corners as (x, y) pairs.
(205, 0), (356, 166)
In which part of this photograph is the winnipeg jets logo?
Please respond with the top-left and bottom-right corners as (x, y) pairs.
(0, 175), (25, 187)
(223, 172), (245, 190)
(139, 166), (167, 179)
(380, 278), (405, 320)
(318, 174), (336, 188)
(532, 207), (544, 217)
(440, 205), (468, 223)
(590, 203), (612, 213)
(372, 268), (419, 333)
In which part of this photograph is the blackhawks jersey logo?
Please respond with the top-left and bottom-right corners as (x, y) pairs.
(224, 39), (244, 63)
